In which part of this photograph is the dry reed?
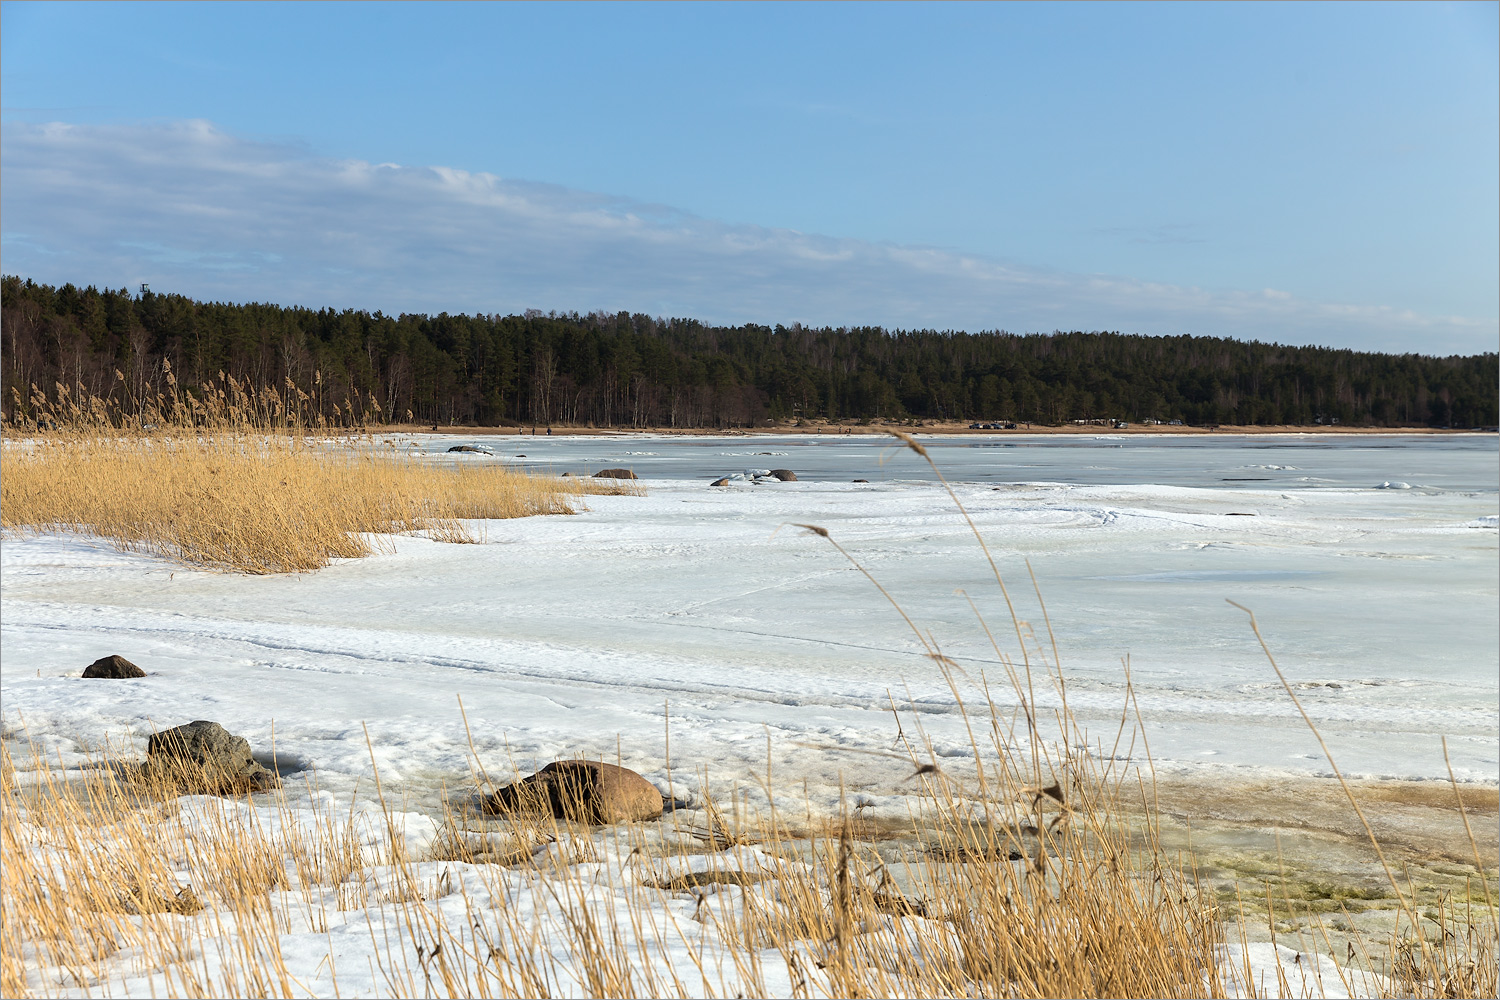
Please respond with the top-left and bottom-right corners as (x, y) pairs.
(7, 688), (1491, 999)
(0, 376), (639, 574)
(9, 364), (384, 434)
(0, 720), (1226, 999)
(1, 434), (637, 573)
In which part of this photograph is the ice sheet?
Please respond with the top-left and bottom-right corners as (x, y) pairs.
(4, 435), (1496, 798)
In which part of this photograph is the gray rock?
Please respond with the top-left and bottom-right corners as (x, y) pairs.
(143, 721), (279, 794)
(83, 655), (146, 679)
(767, 469), (798, 482)
(482, 760), (664, 825)
(593, 468), (639, 480)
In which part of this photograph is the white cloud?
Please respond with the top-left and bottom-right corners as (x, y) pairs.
(2, 120), (1493, 354)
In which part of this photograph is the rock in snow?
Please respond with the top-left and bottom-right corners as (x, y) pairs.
(82, 654), (146, 679)
(143, 720), (279, 794)
(482, 760), (664, 824)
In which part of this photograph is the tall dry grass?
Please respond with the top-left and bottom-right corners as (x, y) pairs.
(0, 718), (1229, 999)
(0, 373), (640, 573)
(5, 680), (1492, 999)
(8, 363), (387, 434)
(1, 434), (635, 573)
(1, 743), (377, 998)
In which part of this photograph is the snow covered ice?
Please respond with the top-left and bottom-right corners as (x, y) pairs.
(6, 433), (1495, 790)
(3, 432), (1495, 997)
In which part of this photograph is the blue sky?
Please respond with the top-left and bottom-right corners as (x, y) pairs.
(2, 1), (1496, 354)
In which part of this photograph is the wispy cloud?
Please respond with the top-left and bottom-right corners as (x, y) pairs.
(1, 120), (1492, 353)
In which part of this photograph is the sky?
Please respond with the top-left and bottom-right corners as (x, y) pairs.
(2, 1), (1496, 354)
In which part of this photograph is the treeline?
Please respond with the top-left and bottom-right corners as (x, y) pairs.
(3, 276), (1496, 428)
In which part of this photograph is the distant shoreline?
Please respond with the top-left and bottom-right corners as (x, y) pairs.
(376, 421), (1492, 438)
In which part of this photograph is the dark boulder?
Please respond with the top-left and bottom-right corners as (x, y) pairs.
(593, 468), (639, 480)
(83, 655), (146, 679)
(767, 469), (798, 482)
(142, 721), (279, 794)
(481, 760), (663, 825)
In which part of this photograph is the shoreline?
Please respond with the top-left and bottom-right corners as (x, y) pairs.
(375, 421), (1492, 438)
(1147, 771), (1498, 866)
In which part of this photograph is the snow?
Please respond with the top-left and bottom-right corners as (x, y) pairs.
(1221, 943), (1390, 999)
(3, 432), (1495, 997)
(6, 434), (1495, 789)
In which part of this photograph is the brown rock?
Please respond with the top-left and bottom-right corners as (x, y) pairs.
(83, 655), (146, 679)
(142, 720), (279, 794)
(482, 760), (663, 824)
(767, 469), (797, 481)
(593, 468), (639, 480)
(710, 478), (730, 487)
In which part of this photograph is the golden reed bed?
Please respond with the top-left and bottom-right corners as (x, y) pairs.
(1, 371), (637, 573)
(0, 433), (635, 573)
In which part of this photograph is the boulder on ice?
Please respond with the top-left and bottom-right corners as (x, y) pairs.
(482, 760), (664, 824)
(82, 654), (146, 679)
(143, 720), (279, 794)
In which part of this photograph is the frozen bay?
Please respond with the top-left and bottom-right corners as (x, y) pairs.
(3, 432), (1495, 804)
